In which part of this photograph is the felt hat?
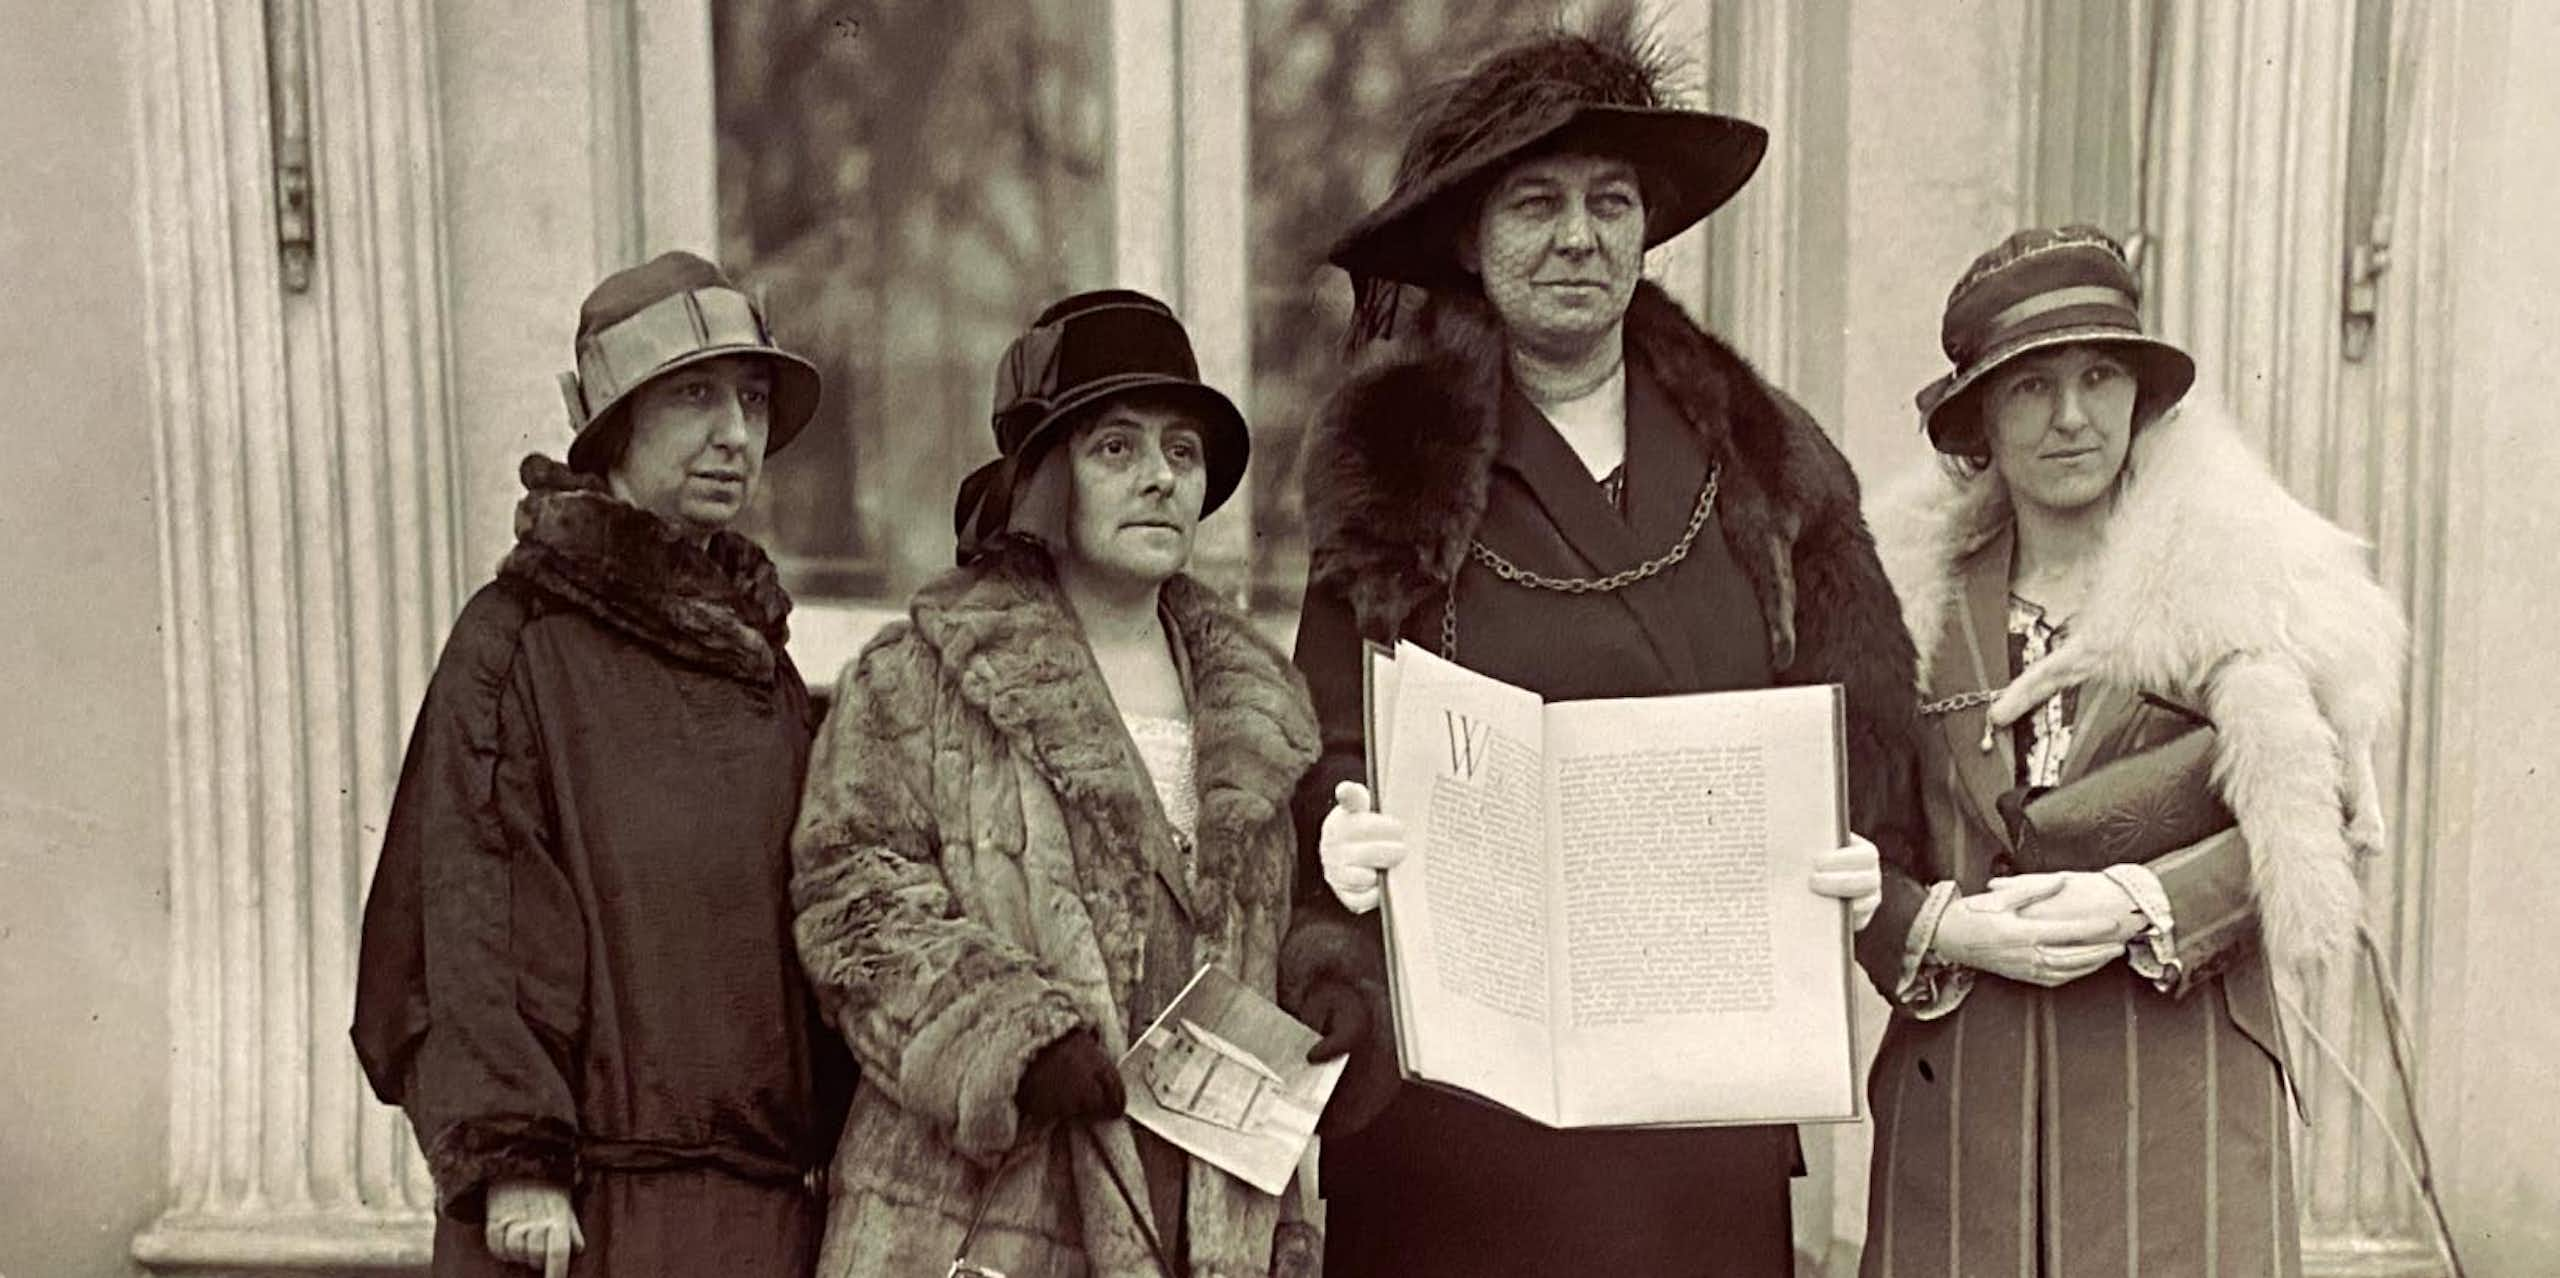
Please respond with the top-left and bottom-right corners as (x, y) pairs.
(1329, 19), (1766, 339)
(952, 290), (1249, 560)
(557, 250), (822, 474)
(1916, 225), (2196, 455)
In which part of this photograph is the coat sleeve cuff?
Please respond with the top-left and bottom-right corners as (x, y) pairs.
(2102, 863), (2185, 992)
(901, 969), (1086, 1161)
(1894, 880), (1975, 1019)
(423, 1114), (579, 1223)
(1278, 906), (1386, 1009)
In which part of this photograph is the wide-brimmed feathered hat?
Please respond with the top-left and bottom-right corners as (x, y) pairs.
(1330, 19), (1767, 341)
(556, 251), (822, 474)
(952, 289), (1250, 562)
(1917, 225), (2196, 455)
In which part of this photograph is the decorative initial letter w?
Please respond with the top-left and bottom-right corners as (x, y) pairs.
(1443, 711), (1491, 780)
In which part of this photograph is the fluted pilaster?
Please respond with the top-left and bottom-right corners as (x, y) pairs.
(2138, 0), (2459, 1270)
(129, 0), (458, 1268)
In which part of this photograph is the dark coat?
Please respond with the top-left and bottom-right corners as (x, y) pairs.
(353, 457), (850, 1278)
(788, 538), (1322, 1278)
(1281, 284), (1926, 1276)
(1856, 397), (2404, 1276)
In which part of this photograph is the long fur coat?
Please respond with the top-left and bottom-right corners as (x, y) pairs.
(789, 537), (1321, 1278)
(1867, 394), (2405, 972)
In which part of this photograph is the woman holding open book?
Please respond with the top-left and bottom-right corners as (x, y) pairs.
(787, 291), (1321, 1277)
(1277, 21), (1927, 1276)
(1857, 226), (2405, 1275)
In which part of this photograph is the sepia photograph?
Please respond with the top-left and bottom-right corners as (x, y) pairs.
(4, 0), (2554, 1275)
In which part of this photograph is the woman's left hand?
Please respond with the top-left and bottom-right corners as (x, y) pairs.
(1810, 833), (1884, 932)
(1994, 870), (2149, 944)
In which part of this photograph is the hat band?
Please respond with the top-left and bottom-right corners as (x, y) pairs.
(1960, 284), (2138, 364)
(571, 287), (771, 421)
(993, 306), (1204, 452)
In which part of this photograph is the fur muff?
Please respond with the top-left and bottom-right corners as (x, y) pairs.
(1867, 394), (2406, 971)
(500, 454), (792, 684)
(791, 536), (1320, 1278)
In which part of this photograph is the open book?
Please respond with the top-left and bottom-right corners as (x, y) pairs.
(1364, 640), (1861, 1129)
(1118, 964), (1346, 1195)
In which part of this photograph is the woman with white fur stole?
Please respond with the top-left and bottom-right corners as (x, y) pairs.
(1858, 225), (2406, 1276)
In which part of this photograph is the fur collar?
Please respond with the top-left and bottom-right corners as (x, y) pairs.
(903, 536), (1319, 924)
(1868, 396), (2407, 969)
(1305, 280), (1819, 655)
(498, 455), (793, 684)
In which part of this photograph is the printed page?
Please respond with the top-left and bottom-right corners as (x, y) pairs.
(1540, 684), (1858, 1127)
(1371, 641), (1559, 1123)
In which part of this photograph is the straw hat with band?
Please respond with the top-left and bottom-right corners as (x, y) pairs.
(1916, 226), (2196, 458)
(557, 250), (822, 475)
(1328, 21), (1768, 342)
(952, 289), (1249, 563)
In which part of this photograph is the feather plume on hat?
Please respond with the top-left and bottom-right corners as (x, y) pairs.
(1332, 16), (1761, 346)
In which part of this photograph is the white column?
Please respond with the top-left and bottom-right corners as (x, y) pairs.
(129, 0), (458, 1268)
(2137, 1), (2451, 1270)
(1110, 0), (1255, 603)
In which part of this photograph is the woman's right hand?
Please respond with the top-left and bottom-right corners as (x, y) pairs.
(1319, 781), (1409, 915)
(1929, 879), (2128, 988)
(1015, 1028), (1126, 1122)
(483, 1178), (582, 1278)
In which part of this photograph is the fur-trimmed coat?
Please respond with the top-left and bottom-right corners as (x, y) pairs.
(1855, 396), (2403, 1276)
(789, 537), (1321, 1278)
(1280, 283), (1926, 1275)
(352, 456), (848, 1277)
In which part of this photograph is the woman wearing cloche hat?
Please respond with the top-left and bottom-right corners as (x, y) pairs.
(790, 290), (1322, 1277)
(1277, 18), (1929, 1276)
(354, 250), (852, 1277)
(1857, 225), (2406, 1274)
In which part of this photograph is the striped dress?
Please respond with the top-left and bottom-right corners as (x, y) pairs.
(1861, 537), (2301, 1278)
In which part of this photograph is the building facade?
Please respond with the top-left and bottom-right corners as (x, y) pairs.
(5, 1), (2555, 1274)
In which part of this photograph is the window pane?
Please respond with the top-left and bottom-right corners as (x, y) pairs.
(714, 1), (1111, 603)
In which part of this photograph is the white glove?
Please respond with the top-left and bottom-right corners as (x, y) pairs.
(1808, 832), (1884, 932)
(1931, 878), (2129, 988)
(484, 1178), (583, 1278)
(1319, 781), (1409, 915)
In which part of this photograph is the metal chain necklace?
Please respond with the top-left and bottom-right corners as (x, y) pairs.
(1438, 463), (1721, 661)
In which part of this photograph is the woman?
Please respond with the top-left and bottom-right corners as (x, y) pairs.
(1280, 22), (1921, 1277)
(352, 251), (851, 1277)
(790, 290), (1322, 1278)
(1858, 225), (2405, 1276)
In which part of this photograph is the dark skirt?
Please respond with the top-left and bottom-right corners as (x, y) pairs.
(431, 1168), (821, 1278)
(1321, 1084), (1796, 1278)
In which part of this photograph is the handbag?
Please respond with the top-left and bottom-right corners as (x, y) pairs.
(948, 1123), (1185, 1278)
(1999, 719), (2236, 871)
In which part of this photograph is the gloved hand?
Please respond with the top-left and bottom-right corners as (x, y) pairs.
(1999, 870), (2150, 943)
(1808, 832), (1884, 932)
(1929, 877), (2128, 988)
(1015, 1028), (1126, 1122)
(1292, 978), (1400, 1135)
(483, 1178), (582, 1278)
(1320, 781), (1409, 914)
(1299, 980), (1373, 1063)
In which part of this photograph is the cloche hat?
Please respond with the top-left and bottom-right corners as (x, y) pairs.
(1916, 226), (2195, 455)
(952, 290), (1249, 560)
(557, 251), (822, 474)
